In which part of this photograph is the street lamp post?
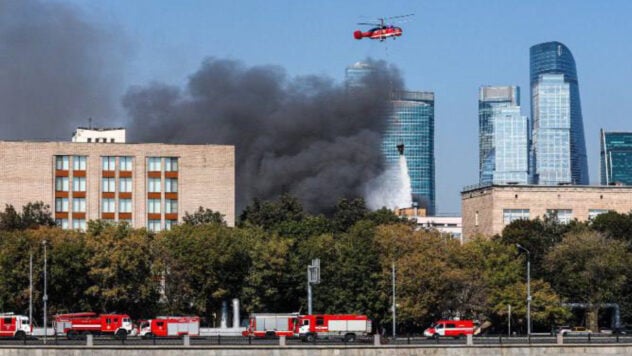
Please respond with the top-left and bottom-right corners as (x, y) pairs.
(516, 244), (531, 336)
(42, 240), (48, 344)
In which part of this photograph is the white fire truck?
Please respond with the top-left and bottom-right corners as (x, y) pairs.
(138, 316), (200, 339)
(297, 314), (372, 342)
(0, 313), (32, 340)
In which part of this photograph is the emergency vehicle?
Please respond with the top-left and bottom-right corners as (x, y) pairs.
(297, 314), (372, 342)
(54, 312), (133, 339)
(138, 316), (200, 339)
(423, 319), (475, 339)
(242, 313), (298, 338)
(0, 313), (31, 340)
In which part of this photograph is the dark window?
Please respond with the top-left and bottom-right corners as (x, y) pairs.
(106, 318), (111, 325)
(446, 324), (456, 329)
(316, 317), (324, 326)
(87, 138), (92, 143)
(157, 321), (164, 327)
(110, 138), (115, 143)
(4, 317), (12, 324)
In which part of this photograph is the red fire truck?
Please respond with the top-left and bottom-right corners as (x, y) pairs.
(296, 314), (372, 342)
(54, 312), (133, 339)
(242, 313), (298, 338)
(423, 319), (475, 339)
(0, 313), (32, 340)
(138, 316), (200, 339)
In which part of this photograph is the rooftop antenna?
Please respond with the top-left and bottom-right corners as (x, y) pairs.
(88, 117), (92, 129)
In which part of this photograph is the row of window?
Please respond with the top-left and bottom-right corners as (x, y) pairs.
(55, 177), (177, 193)
(55, 156), (178, 172)
(55, 198), (178, 214)
(56, 217), (178, 232)
(148, 219), (178, 232)
(502, 209), (609, 225)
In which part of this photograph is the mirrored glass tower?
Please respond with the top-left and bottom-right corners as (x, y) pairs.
(530, 41), (589, 185)
(601, 130), (632, 185)
(478, 86), (528, 185)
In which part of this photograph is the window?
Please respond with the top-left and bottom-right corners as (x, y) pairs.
(72, 177), (86, 192)
(546, 209), (573, 224)
(72, 219), (86, 231)
(503, 209), (530, 225)
(165, 157), (178, 172)
(55, 198), (69, 212)
(119, 177), (132, 193)
(148, 178), (161, 193)
(165, 199), (177, 214)
(102, 178), (115, 192)
(72, 198), (86, 213)
(87, 138), (92, 143)
(148, 219), (161, 232)
(165, 219), (177, 230)
(588, 209), (608, 220)
(446, 324), (456, 329)
(119, 199), (132, 213)
(119, 156), (133, 171)
(55, 156), (69, 170)
(148, 157), (162, 172)
(316, 317), (324, 326)
(148, 199), (161, 214)
(72, 156), (87, 170)
(102, 198), (115, 213)
(165, 178), (178, 193)
(55, 177), (69, 192)
(56, 219), (69, 229)
(102, 156), (116, 171)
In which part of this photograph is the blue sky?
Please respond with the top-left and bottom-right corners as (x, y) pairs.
(63, 0), (632, 214)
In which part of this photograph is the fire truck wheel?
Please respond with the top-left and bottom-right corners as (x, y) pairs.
(305, 334), (315, 343)
(433, 333), (440, 340)
(115, 329), (127, 340)
(67, 330), (78, 340)
(14, 331), (26, 340)
(344, 333), (356, 343)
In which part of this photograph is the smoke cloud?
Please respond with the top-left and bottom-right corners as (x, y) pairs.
(0, 0), (126, 140)
(124, 58), (403, 213)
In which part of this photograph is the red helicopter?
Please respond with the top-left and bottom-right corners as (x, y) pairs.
(353, 14), (413, 41)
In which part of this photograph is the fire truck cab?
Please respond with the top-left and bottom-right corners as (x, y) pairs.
(423, 319), (475, 339)
(54, 312), (133, 340)
(297, 314), (371, 342)
(0, 313), (31, 340)
(138, 316), (200, 339)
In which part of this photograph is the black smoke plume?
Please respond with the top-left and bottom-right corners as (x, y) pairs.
(124, 58), (403, 213)
(0, 0), (126, 140)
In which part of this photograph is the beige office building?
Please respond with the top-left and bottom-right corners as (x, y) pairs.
(461, 184), (632, 239)
(0, 141), (235, 230)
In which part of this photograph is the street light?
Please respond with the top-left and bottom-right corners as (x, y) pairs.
(42, 240), (48, 344)
(516, 243), (531, 336)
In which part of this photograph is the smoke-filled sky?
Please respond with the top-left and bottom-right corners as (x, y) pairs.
(2, 0), (632, 214)
(124, 58), (403, 212)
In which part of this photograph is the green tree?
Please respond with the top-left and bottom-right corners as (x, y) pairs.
(239, 194), (304, 230)
(183, 207), (226, 226)
(0, 202), (55, 231)
(84, 221), (160, 319)
(590, 211), (632, 245)
(332, 198), (368, 232)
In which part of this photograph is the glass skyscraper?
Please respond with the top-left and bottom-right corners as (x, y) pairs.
(530, 41), (589, 185)
(478, 86), (528, 185)
(382, 91), (435, 214)
(601, 130), (632, 185)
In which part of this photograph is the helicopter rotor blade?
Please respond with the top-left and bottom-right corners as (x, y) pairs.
(386, 13), (415, 21)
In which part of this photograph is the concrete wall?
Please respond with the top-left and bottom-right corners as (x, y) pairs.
(2, 346), (632, 356)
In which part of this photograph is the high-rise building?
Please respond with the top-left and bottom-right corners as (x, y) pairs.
(345, 62), (373, 90)
(382, 91), (436, 214)
(530, 41), (589, 185)
(478, 86), (528, 185)
(601, 130), (632, 185)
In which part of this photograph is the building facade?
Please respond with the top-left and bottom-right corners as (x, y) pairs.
(461, 184), (632, 239)
(382, 91), (436, 214)
(0, 141), (235, 230)
(601, 130), (632, 185)
(530, 41), (589, 185)
(478, 86), (528, 185)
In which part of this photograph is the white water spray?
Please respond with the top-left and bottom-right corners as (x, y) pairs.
(365, 155), (413, 210)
